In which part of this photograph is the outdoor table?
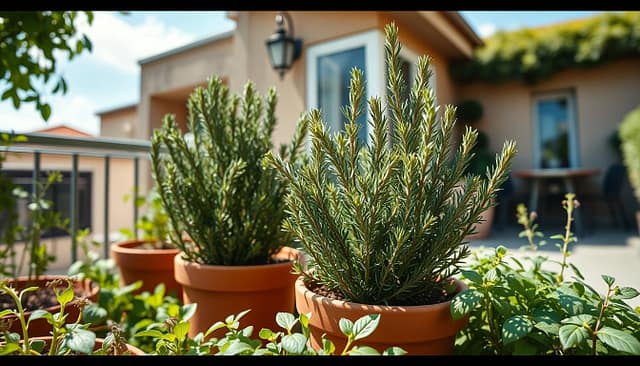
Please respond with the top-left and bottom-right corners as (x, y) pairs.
(512, 168), (601, 236)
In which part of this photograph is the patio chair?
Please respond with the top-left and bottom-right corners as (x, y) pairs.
(582, 163), (631, 231)
(602, 163), (631, 230)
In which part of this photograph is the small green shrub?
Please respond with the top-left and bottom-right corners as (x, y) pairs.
(151, 77), (307, 265)
(619, 105), (640, 203)
(452, 194), (640, 355)
(266, 23), (516, 306)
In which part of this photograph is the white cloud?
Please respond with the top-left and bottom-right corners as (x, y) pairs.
(77, 12), (197, 74)
(477, 23), (498, 38)
(0, 94), (99, 135)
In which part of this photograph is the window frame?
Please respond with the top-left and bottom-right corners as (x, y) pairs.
(531, 90), (580, 169)
(306, 29), (385, 146)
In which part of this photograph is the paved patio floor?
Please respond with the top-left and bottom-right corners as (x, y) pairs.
(467, 226), (640, 308)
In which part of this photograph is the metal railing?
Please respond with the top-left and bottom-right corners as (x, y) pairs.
(1, 131), (152, 262)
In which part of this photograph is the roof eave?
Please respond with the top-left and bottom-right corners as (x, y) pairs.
(137, 29), (235, 66)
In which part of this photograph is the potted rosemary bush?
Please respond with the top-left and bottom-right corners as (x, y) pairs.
(150, 76), (307, 338)
(110, 186), (181, 296)
(266, 23), (516, 355)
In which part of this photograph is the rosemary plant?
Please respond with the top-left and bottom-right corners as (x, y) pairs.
(150, 76), (307, 265)
(266, 23), (517, 306)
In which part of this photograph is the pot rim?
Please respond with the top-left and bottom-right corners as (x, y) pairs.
(110, 239), (180, 255)
(1, 275), (100, 317)
(174, 245), (300, 270)
(295, 276), (468, 311)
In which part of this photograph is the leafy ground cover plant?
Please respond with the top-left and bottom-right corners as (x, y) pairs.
(0, 277), (136, 355)
(134, 309), (406, 356)
(451, 193), (640, 355)
(68, 235), (189, 353)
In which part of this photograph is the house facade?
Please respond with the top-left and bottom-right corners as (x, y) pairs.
(98, 10), (640, 225)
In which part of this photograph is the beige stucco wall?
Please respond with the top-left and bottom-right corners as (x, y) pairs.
(138, 36), (233, 140)
(99, 107), (138, 138)
(137, 11), (463, 148)
(457, 58), (640, 202)
(2, 153), (137, 254)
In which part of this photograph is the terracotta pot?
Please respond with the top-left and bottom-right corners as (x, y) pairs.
(110, 239), (181, 296)
(294, 277), (469, 355)
(173, 247), (299, 338)
(16, 336), (145, 355)
(465, 205), (496, 240)
(1, 275), (99, 337)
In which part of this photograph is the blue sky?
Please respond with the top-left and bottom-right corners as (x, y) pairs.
(0, 11), (604, 136)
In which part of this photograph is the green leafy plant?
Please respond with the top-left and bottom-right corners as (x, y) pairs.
(0, 278), (96, 355)
(266, 23), (516, 306)
(451, 193), (640, 355)
(619, 104), (640, 204)
(135, 309), (406, 356)
(0, 171), (68, 280)
(67, 235), (187, 353)
(0, 278), (141, 355)
(0, 133), (27, 277)
(450, 12), (640, 85)
(150, 76), (308, 265)
(119, 186), (173, 249)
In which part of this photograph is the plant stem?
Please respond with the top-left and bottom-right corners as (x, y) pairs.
(557, 194), (575, 284)
(591, 285), (613, 355)
(482, 286), (502, 354)
(49, 300), (67, 356)
(4, 286), (30, 354)
(341, 336), (354, 355)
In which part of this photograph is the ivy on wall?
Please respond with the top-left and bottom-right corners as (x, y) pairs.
(450, 12), (640, 85)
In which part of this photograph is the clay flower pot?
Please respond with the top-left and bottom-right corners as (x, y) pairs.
(174, 246), (299, 338)
(110, 239), (181, 296)
(294, 277), (469, 355)
(1, 275), (99, 337)
(21, 336), (145, 355)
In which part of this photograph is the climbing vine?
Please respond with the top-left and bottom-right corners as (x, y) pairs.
(450, 12), (640, 84)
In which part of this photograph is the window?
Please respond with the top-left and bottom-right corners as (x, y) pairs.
(2, 170), (92, 238)
(306, 30), (384, 145)
(532, 91), (579, 169)
(307, 31), (437, 145)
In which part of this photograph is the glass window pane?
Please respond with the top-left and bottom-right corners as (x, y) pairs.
(537, 97), (570, 168)
(317, 47), (367, 142)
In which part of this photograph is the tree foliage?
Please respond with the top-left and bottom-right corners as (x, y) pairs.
(450, 12), (640, 85)
(267, 23), (516, 306)
(0, 11), (94, 121)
